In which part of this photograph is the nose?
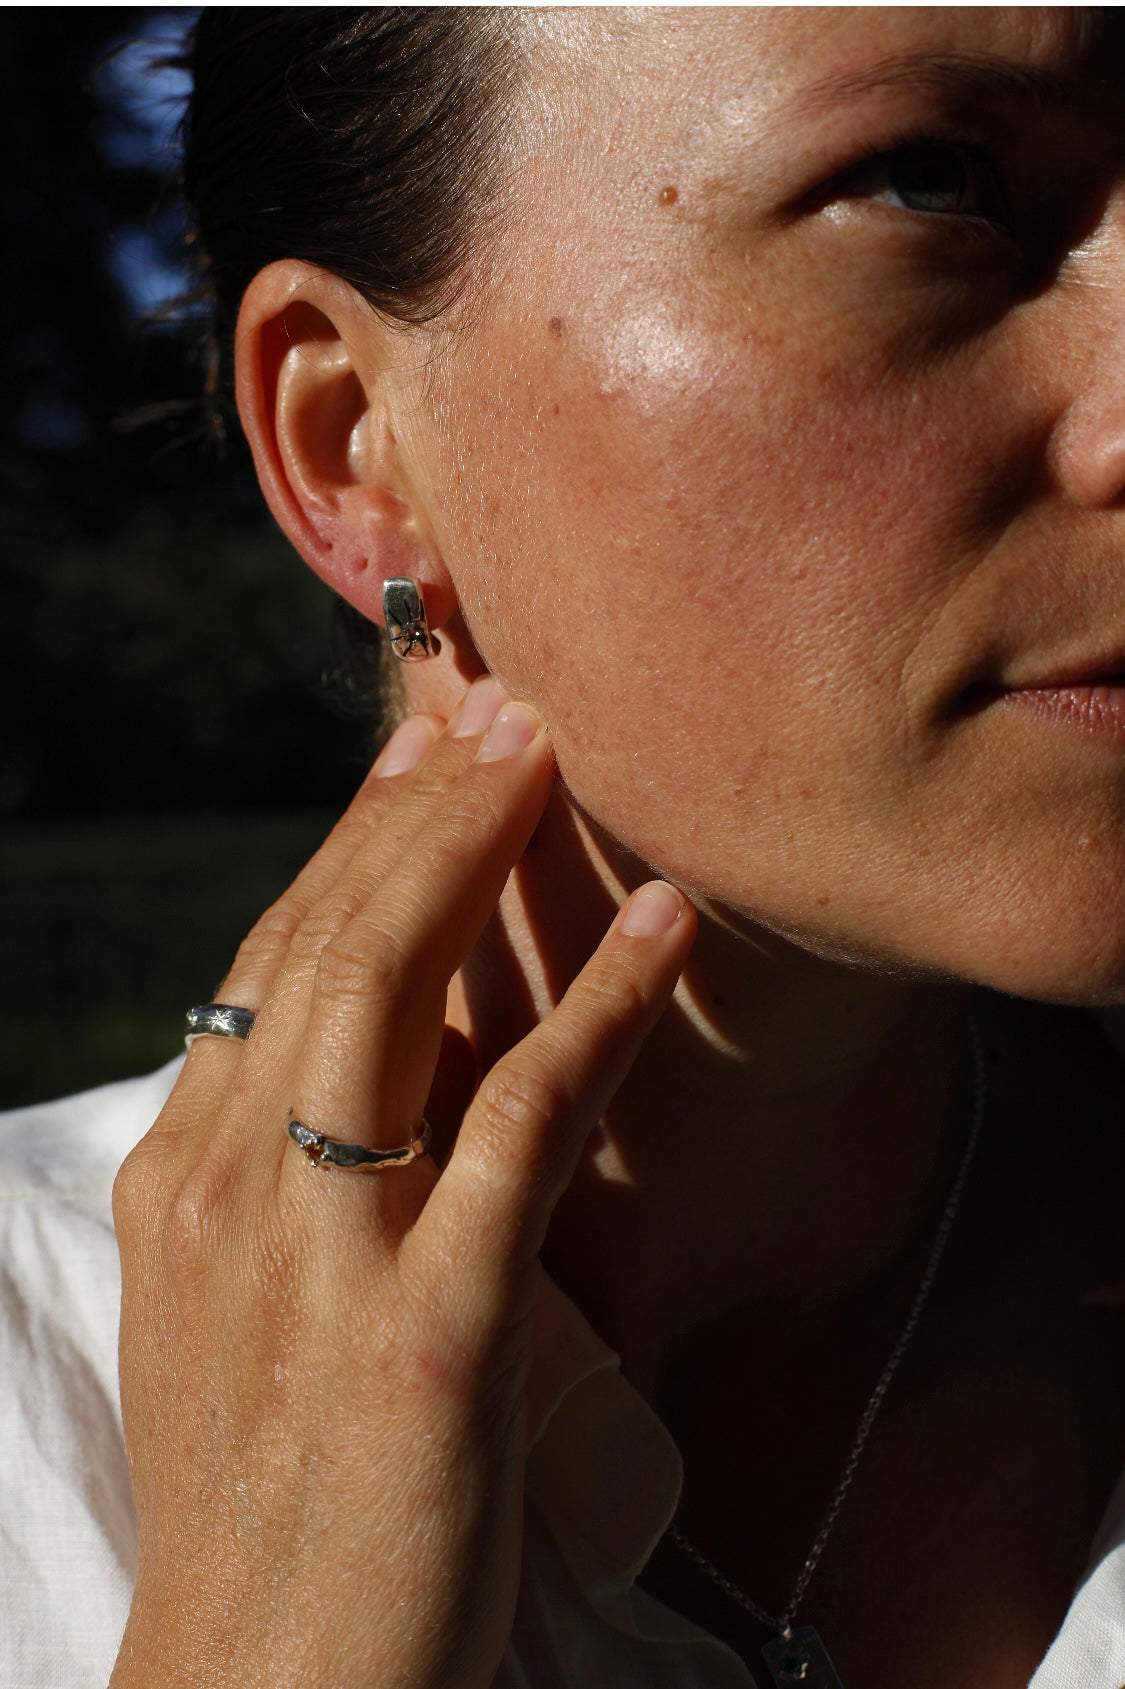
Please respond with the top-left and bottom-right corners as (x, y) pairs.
(1049, 215), (1125, 508)
(1052, 390), (1125, 508)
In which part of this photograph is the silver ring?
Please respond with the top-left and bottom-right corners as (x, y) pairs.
(288, 1118), (432, 1172)
(185, 1003), (256, 1047)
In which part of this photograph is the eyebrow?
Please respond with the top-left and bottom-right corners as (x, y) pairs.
(795, 48), (1086, 119)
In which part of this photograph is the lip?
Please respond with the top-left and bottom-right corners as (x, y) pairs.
(1000, 645), (1125, 692)
(977, 680), (1125, 745)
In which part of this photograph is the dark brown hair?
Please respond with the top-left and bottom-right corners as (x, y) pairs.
(181, 6), (519, 719)
(184, 7), (519, 340)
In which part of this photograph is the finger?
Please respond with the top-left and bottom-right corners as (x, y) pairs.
(170, 712), (445, 1121)
(145, 713), (446, 1182)
(150, 683), (513, 1184)
(227, 678), (510, 1040)
(208, 713), (445, 1021)
(418, 881), (697, 1326)
(277, 705), (555, 1169)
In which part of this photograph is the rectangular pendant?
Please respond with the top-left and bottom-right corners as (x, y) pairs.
(761, 1625), (845, 1688)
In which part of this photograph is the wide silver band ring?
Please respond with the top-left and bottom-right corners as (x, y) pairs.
(288, 1118), (432, 1172)
(185, 1003), (256, 1047)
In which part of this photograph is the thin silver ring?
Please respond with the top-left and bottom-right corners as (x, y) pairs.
(288, 1118), (432, 1172)
(184, 1003), (256, 1047)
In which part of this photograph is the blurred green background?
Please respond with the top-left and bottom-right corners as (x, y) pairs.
(2, 9), (375, 1106)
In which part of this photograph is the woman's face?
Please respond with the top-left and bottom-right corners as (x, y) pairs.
(405, 7), (1125, 1003)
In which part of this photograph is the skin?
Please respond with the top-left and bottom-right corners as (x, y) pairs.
(112, 698), (697, 1689)
(422, 5), (1125, 1003)
(112, 11), (1125, 1689)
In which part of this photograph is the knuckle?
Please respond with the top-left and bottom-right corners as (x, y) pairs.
(230, 899), (303, 978)
(391, 747), (467, 806)
(162, 1148), (235, 1286)
(111, 1137), (160, 1244)
(574, 964), (650, 1029)
(419, 785), (508, 860)
(471, 1061), (572, 1172)
(286, 889), (369, 964)
(315, 918), (406, 1004)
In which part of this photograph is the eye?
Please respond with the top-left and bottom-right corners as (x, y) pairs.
(888, 142), (972, 213)
(839, 139), (1004, 223)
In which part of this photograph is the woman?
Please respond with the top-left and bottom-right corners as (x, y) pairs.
(5, 8), (1125, 1687)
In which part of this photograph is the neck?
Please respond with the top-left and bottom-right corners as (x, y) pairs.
(452, 788), (975, 1394)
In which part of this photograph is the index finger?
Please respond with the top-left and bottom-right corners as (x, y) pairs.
(414, 881), (697, 1336)
(200, 713), (444, 1024)
(215, 679), (509, 1024)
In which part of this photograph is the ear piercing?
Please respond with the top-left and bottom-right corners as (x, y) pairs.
(383, 577), (439, 662)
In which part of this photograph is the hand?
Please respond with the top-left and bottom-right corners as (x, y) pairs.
(109, 678), (695, 1689)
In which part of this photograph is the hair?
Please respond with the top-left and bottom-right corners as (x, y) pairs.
(180, 6), (522, 720)
(183, 6), (520, 344)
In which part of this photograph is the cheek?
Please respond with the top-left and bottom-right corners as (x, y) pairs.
(426, 294), (1013, 887)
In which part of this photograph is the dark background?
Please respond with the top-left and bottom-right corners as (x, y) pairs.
(2, 8), (375, 1106)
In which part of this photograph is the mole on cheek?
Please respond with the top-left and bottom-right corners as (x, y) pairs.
(658, 184), (679, 207)
(548, 316), (566, 339)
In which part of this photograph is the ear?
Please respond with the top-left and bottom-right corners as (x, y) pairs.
(234, 260), (456, 632)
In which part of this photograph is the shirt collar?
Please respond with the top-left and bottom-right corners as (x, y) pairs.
(525, 1270), (684, 1604)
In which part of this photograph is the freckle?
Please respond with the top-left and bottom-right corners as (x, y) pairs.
(658, 184), (679, 206)
(816, 894), (830, 908)
(548, 316), (565, 338)
(552, 403), (560, 416)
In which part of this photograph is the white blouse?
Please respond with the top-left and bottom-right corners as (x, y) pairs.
(2, 1062), (1123, 1689)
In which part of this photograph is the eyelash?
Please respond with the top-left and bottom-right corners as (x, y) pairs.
(831, 127), (1009, 228)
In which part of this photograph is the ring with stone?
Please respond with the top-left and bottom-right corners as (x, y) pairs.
(287, 1118), (432, 1172)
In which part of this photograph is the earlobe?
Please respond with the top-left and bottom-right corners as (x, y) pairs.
(234, 259), (455, 632)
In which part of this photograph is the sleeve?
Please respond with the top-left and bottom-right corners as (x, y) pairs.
(0, 1064), (179, 1688)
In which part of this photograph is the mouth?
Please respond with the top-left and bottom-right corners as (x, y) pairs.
(968, 655), (1125, 744)
(1004, 647), (1125, 692)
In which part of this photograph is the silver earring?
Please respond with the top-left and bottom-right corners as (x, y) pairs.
(383, 576), (439, 662)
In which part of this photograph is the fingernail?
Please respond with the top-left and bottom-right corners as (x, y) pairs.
(620, 881), (685, 937)
(477, 702), (543, 762)
(451, 675), (509, 738)
(374, 716), (437, 778)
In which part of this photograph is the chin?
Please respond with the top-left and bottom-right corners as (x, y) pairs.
(967, 948), (1125, 1011)
(697, 873), (1125, 1009)
(929, 866), (1125, 1008)
(825, 927), (1125, 1009)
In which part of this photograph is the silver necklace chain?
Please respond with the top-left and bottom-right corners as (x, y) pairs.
(669, 1021), (987, 1641)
